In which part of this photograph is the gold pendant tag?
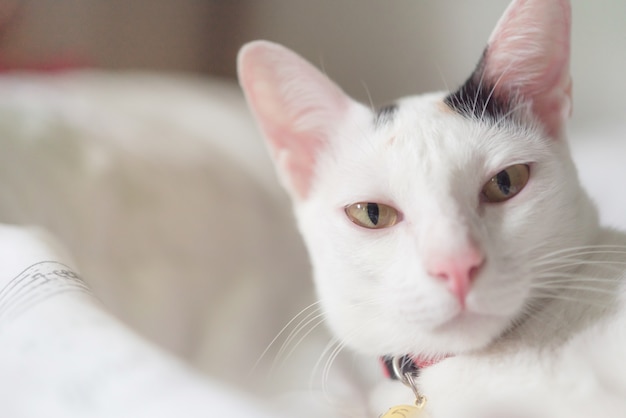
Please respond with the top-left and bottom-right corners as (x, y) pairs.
(382, 356), (430, 417)
(381, 404), (427, 418)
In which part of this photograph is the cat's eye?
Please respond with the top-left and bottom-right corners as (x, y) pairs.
(345, 202), (399, 229)
(482, 164), (530, 203)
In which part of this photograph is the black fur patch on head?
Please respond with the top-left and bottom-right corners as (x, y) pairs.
(444, 49), (516, 123)
(374, 103), (398, 127)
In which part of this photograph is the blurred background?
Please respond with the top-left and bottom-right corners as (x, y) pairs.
(1, 0), (625, 125)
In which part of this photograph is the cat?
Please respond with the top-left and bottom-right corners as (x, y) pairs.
(238, 0), (626, 416)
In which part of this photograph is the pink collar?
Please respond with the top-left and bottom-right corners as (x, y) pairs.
(380, 354), (451, 380)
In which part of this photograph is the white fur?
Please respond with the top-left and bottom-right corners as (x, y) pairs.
(238, 0), (626, 416)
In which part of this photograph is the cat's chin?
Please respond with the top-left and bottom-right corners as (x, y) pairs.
(379, 313), (509, 358)
(429, 311), (508, 352)
(330, 309), (512, 358)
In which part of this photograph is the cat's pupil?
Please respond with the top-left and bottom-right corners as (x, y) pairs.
(366, 203), (379, 225)
(496, 170), (511, 195)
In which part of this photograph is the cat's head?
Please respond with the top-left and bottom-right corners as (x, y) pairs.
(238, 0), (598, 358)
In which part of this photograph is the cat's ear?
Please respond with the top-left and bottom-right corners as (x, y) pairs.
(454, 0), (572, 138)
(238, 41), (355, 200)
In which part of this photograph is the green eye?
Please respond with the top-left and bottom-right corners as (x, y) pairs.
(345, 202), (399, 229)
(482, 164), (530, 203)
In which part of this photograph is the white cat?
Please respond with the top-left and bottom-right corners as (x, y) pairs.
(238, 0), (626, 416)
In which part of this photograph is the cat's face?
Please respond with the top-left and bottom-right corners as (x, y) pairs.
(293, 92), (595, 357)
(238, 0), (598, 358)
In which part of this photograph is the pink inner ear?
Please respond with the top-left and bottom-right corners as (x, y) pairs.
(238, 41), (351, 200)
(263, 124), (323, 199)
(484, 0), (572, 137)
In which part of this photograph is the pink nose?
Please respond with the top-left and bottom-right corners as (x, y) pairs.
(427, 246), (485, 306)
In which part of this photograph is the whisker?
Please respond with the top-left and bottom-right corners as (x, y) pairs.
(309, 337), (342, 391)
(314, 314), (381, 416)
(272, 313), (327, 375)
(478, 277), (606, 299)
(472, 65), (487, 117)
(532, 252), (626, 268)
(531, 284), (618, 296)
(360, 80), (376, 114)
(249, 301), (323, 376)
(533, 270), (620, 284)
(312, 339), (360, 416)
(434, 62), (451, 92)
(322, 340), (347, 401)
(532, 260), (626, 275)
(527, 292), (614, 309)
(276, 304), (324, 361)
(532, 245), (626, 262)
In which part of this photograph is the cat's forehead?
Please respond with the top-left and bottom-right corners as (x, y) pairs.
(386, 93), (497, 154)
(319, 92), (549, 205)
(372, 93), (545, 172)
